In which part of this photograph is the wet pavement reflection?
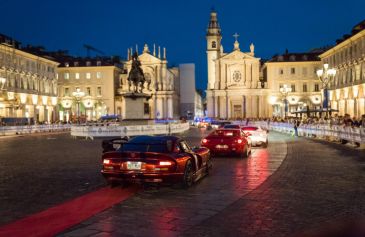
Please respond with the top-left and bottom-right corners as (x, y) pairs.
(58, 128), (288, 237)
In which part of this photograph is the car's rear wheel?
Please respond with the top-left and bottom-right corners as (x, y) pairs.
(205, 157), (213, 175)
(241, 145), (249, 158)
(263, 139), (268, 148)
(183, 160), (194, 188)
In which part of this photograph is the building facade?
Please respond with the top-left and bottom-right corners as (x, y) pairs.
(319, 20), (365, 118)
(206, 11), (270, 119)
(0, 35), (59, 123)
(56, 57), (123, 122)
(179, 63), (204, 119)
(264, 52), (323, 117)
(118, 44), (180, 119)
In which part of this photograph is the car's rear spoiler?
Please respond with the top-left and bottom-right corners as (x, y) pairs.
(102, 151), (175, 162)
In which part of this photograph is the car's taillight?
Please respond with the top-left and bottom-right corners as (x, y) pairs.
(103, 159), (111, 165)
(237, 139), (243, 144)
(159, 161), (173, 166)
(202, 139), (208, 144)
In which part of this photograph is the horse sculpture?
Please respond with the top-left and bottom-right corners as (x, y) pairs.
(127, 52), (146, 93)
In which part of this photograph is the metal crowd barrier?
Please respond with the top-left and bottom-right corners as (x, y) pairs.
(0, 124), (71, 136)
(238, 121), (365, 145)
(70, 122), (190, 140)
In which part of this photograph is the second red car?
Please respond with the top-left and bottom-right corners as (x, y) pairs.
(201, 129), (251, 158)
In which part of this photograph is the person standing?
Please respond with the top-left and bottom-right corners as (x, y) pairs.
(294, 119), (300, 137)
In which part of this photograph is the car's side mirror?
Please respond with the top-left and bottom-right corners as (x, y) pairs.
(245, 132), (252, 136)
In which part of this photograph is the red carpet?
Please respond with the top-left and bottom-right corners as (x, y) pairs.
(0, 186), (138, 237)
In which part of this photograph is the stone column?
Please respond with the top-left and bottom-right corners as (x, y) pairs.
(225, 92), (229, 119)
(251, 95), (257, 118)
(258, 96), (264, 118)
(242, 95), (246, 118)
(207, 93), (214, 118)
(156, 97), (163, 119)
(216, 96), (220, 119)
(246, 96), (252, 118)
(167, 96), (173, 119)
(153, 94), (157, 119)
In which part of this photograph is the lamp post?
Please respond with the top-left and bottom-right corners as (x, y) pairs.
(316, 63), (336, 117)
(72, 88), (85, 122)
(0, 77), (6, 91)
(279, 84), (292, 118)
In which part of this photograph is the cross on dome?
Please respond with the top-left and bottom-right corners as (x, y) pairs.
(233, 33), (240, 41)
(233, 32), (240, 51)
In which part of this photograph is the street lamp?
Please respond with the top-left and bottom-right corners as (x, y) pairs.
(0, 77), (6, 91)
(316, 63), (336, 117)
(279, 84), (292, 118)
(72, 88), (85, 121)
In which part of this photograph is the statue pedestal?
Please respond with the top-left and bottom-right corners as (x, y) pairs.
(121, 92), (151, 120)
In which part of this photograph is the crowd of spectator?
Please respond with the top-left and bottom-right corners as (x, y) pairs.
(254, 114), (365, 128)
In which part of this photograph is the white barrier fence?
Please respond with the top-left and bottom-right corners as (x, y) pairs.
(232, 121), (365, 145)
(0, 124), (71, 136)
(70, 122), (190, 139)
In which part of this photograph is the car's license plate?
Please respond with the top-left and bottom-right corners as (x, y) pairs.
(216, 145), (228, 149)
(126, 161), (142, 170)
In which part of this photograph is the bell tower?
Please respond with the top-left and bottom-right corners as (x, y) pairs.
(206, 9), (222, 90)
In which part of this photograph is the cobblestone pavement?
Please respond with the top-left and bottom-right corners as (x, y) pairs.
(182, 137), (365, 237)
(58, 131), (288, 237)
(0, 133), (106, 225)
(0, 128), (219, 226)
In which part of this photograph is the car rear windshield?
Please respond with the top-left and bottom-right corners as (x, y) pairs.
(120, 143), (171, 153)
(211, 130), (240, 137)
(241, 126), (258, 131)
(223, 125), (240, 129)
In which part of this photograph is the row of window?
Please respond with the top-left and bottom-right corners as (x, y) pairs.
(63, 86), (102, 97)
(64, 61), (102, 67)
(278, 67), (318, 76)
(60, 72), (102, 80)
(324, 36), (365, 66)
(0, 52), (56, 74)
(279, 83), (320, 92)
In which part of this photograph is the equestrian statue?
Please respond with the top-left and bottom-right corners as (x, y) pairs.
(128, 52), (146, 93)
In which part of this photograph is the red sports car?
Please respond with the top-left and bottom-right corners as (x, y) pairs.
(101, 135), (211, 187)
(201, 129), (252, 158)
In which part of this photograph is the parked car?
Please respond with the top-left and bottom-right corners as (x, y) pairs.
(201, 129), (251, 158)
(101, 135), (211, 188)
(211, 121), (231, 129)
(241, 126), (268, 147)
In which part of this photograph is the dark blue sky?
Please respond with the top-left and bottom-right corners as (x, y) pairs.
(1, 0), (364, 91)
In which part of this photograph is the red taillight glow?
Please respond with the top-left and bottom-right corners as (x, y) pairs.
(237, 139), (243, 144)
(159, 161), (173, 166)
(103, 159), (111, 165)
(202, 139), (208, 143)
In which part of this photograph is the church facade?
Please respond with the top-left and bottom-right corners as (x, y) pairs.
(206, 11), (270, 119)
(118, 44), (180, 119)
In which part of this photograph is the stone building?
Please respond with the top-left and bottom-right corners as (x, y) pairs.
(56, 55), (123, 122)
(263, 51), (323, 117)
(0, 35), (59, 123)
(118, 44), (180, 119)
(319, 20), (365, 118)
(205, 11), (270, 119)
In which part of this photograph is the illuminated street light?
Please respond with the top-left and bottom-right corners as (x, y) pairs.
(0, 77), (6, 90)
(72, 88), (85, 121)
(316, 63), (336, 117)
(279, 84), (292, 118)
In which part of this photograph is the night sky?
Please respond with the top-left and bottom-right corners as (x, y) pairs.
(1, 0), (364, 92)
